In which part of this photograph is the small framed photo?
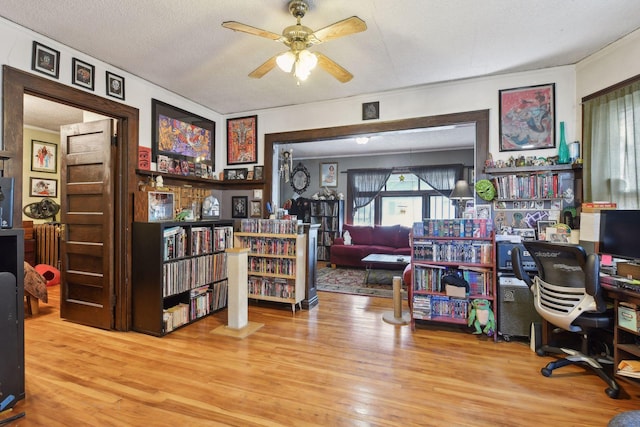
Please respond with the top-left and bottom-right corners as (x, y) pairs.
(72, 58), (95, 91)
(362, 101), (379, 120)
(30, 177), (58, 198)
(31, 140), (57, 173)
(253, 166), (264, 181)
(250, 200), (262, 218)
(232, 196), (248, 219)
(31, 41), (60, 79)
(227, 115), (258, 165)
(537, 220), (557, 240)
(320, 162), (338, 187)
(253, 189), (263, 200)
(474, 204), (492, 219)
(499, 83), (555, 152)
(224, 168), (248, 180)
(106, 71), (125, 100)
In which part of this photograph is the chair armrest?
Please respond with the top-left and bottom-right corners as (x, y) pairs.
(333, 237), (345, 245)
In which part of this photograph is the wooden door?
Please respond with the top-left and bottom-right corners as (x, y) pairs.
(59, 119), (115, 329)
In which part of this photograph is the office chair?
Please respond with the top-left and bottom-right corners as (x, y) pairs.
(511, 240), (620, 399)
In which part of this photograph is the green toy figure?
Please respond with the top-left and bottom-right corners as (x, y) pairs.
(468, 299), (495, 336)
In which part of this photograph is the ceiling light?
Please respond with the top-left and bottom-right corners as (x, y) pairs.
(277, 49), (318, 81)
(356, 137), (369, 144)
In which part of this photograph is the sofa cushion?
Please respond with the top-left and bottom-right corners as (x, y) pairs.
(343, 224), (373, 246)
(372, 225), (400, 247)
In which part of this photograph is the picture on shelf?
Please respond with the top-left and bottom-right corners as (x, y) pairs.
(232, 196), (248, 218)
(250, 200), (262, 218)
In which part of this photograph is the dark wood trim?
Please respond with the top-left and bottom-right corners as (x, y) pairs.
(581, 73), (640, 102)
(2, 65), (139, 331)
(264, 110), (490, 222)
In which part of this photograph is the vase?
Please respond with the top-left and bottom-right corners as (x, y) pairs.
(558, 121), (570, 164)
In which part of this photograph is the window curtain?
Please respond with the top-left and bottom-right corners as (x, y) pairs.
(409, 164), (464, 195)
(347, 169), (392, 213)
(583, 80), (640, 209)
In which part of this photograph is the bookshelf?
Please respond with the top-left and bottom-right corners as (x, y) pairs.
(310, 200), (343, 262)
(409, 219), (497, 340)
(132, 220), (234, 336)
(234, 219), (306, 313)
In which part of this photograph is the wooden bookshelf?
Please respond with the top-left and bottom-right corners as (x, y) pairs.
(131, 220), (233, 336)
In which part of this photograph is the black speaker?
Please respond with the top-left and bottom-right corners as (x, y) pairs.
(497, 276), (542, 341)
(0, 177), (14, 228)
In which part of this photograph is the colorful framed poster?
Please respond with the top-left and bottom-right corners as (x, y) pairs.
(227, 115), (257, 165)
(30, 177), (58, 198)
(499, 83), (555, 152)
(31, 140), (57, 173)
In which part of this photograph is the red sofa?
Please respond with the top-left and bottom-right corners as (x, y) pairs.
(330, 224), (411, 269)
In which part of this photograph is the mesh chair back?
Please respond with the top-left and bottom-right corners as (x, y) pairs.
(523, 241), (599, 332)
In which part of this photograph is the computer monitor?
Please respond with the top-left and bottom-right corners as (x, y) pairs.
(599, 210), (640, 263)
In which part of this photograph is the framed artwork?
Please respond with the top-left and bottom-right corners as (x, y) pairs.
(250, 200), (262, 218)
(151, 99), (215, 171)
(320, 162), (338, 187)
(537, 220), (557, 240)
(72, 58), (95, 91)
(474, 204), (492, 220)
(224, 168), (248, 180)
(227, 115), (258, 165)
(232, 196), (248, 219)
(31, 41), (60, 78)
(30, 177), (58, 198)
(31, 140), (57, 173)
(106, 71), (125, 100)
(253, 166), (264, 181)
(499, 83), (555, 152)
(362, 101), (379, 120)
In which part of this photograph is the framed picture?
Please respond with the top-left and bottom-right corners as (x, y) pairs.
(253, 189), (263, 200)
(253, 166), (264, 181)
(232, 196), (248, 219)
(30, 177), (58, 198)
(474, 204), (492, 219)
(499, 83), (555, 152)
(227, 115), (258, 165)
(320, 162), (338, 187)
(31, 41), (60, 78)
(537, 220), (557, 240)
(224, 168), (248, 180)
(362, 101), (379, 120)
(72, 58), (95, 91)
(106, 71), (125, 100)
(31, 140), (57, 173)
(151, 99), (215, 171)
(250, 200), (262, 218)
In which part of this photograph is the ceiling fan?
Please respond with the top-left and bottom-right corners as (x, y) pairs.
(222, 0), (366, 83)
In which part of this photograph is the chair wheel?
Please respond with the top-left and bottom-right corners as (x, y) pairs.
(606, 387), (620, 399)
(541, 367), (552, 377)
(536, 348), (546, 357)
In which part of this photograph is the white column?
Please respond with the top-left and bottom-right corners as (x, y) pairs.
(226, 247), (249, 330)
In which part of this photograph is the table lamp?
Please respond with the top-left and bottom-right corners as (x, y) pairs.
(450, 180), (473, 218)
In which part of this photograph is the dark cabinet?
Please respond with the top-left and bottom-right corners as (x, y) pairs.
(0, 229), (25, 408)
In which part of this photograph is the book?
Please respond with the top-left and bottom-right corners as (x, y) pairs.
(581, 202), (617, 212)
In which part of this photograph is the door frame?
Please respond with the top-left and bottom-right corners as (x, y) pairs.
(2, 65), (138, 331)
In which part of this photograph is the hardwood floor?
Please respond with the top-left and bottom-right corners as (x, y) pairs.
(9, 286), (639, 426)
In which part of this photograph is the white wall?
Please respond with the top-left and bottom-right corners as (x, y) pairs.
(0, 17), (226, 171)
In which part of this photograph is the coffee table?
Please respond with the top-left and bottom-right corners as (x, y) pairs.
(360, 253), (411, 284)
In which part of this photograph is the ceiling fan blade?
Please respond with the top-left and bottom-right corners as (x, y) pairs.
(310, 16), (367, 44)
(315, 52), (353, 83)
(222, 21), (282, 41)
(248, 55), (279, 79)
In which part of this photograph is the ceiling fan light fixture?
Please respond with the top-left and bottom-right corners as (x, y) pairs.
(276, 51), (296, 72)
(293, 50), (317, 81)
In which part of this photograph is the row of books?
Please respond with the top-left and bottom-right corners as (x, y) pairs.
(189, 280), (228, 320)
(412, 265), (492, 295)
(163, 303), (189, 333)
(317, 246), (329, 261)
(162, 253), (227, 297)
(236, 236), (297, 256)
(239, 219), (300, 235)
(319, 231), (336, 246)
(248, 257), (296, 276)
(163, 225), (234, 261)
(413, 219), (493, 238)
(412, 294), (470, 320)
(318, 216), (340, 231)
(491, 173), (561, 200)
(248, 276), (296, 300)
(413, 240), (493, 264)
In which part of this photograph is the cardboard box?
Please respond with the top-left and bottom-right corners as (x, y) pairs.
(617, 262), (640, 280)
(445, 284), (466, 298)
(618, 303), (640, 332)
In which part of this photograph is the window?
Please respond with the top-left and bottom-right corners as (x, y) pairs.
(353, 173), (456, 226)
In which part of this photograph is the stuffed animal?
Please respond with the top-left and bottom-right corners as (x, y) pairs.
(468, 299), (495, 336)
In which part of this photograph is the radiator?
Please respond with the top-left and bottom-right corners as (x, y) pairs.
(34, 223), (61, 268)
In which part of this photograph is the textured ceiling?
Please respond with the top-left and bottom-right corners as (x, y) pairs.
(3, 0), (640, 115)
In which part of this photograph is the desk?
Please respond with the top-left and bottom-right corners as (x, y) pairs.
(601, 280), (640, 383)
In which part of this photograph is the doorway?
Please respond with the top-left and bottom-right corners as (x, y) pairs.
(2, 65), (138, 331)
